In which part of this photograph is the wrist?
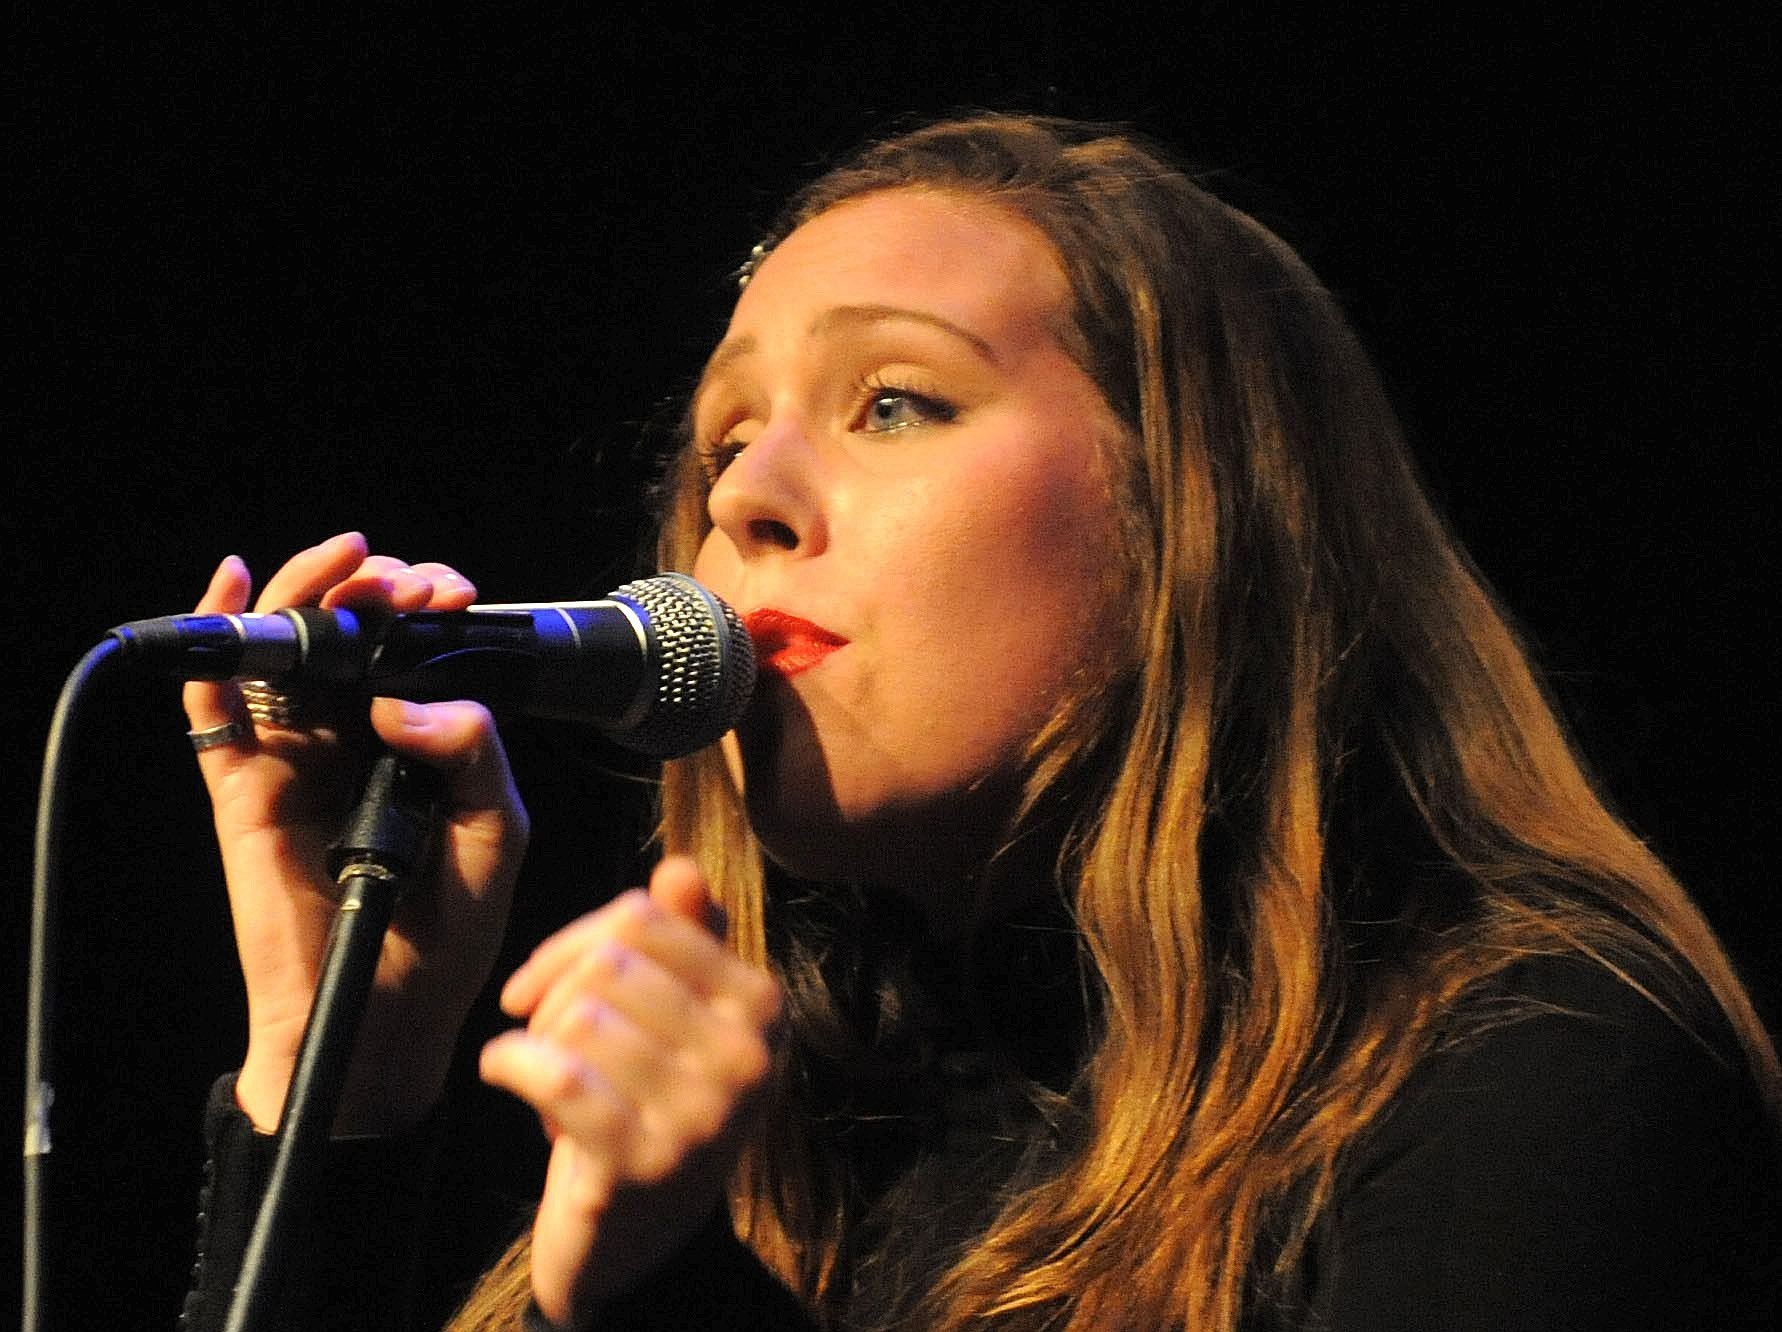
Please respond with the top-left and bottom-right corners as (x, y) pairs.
(233, 1055), (294, 1132)
(236, 1038), (452, 1136)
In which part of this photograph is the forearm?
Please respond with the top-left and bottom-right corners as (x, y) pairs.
(181, 1073), (442, 1332)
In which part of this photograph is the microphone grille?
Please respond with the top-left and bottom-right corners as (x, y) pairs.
(609, 574), (755, 758)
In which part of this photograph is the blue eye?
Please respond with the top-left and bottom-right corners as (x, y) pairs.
(858, 384), (957, 434)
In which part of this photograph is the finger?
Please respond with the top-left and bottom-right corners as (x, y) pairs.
(545, 997), (675, 1109)
(541, 1135), (614, 1221)
(195, 553), (253, 616)
(500, 892), (655, 1017)
(543, 1001), (740, 1173)
(183, 556), (256, 739)
(480, 1030), (636, 1162)
(531, 941), (702, 1052)
(320, 556), (482, 615)
(368, 697), (524, 819)
(535, 949), (775, 1109)
(649, 855), (727, 939)
(315, 555), (426, 612)
(483, 1030), (705, 1189)
(253, 531), (369, 612)
(407, 561), (479, 610)
(517, 903), (781, 1063)
(501, 891), (744, 1020)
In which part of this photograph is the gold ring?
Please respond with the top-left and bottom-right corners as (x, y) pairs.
(239, 679), (308, 729)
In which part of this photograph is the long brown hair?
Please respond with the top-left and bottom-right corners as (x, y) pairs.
(453, 114), (1778, 1331)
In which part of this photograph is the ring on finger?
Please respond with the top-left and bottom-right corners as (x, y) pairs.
(240, 678), (309, 729)
(187, 719), (250, 752)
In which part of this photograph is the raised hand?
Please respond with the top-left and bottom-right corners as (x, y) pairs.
(183, 532), (530, 1133)
(481, 856), (783, 1322)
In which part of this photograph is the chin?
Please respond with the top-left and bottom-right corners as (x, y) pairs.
(742, 770), (1021, 899)
(728, 686), (1027, 894)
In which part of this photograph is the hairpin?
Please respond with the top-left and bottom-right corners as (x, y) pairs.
(735, 241), (769, 290)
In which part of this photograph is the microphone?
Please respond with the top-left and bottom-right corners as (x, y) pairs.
(107, 574), (755, 758)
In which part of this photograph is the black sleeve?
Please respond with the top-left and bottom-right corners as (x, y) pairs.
(1304, 958), (1781, 1331)
(180, 1074), (442, 1332)
(524, 1205), (818, 1332)
(179, 1071), (812, 1332)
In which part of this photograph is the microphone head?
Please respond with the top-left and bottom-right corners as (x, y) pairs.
(608, 574), (755, 758)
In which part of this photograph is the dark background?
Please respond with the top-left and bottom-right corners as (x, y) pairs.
(8, 5), (1775, 1326)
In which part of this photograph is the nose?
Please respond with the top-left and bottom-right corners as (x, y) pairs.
(705, 415), (828, 560)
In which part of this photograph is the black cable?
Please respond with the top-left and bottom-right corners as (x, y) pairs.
(23, 637), (124, 1332)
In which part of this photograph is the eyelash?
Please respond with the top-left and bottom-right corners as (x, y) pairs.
(695, 375), (959, 483)
(856, 373), (958, 434)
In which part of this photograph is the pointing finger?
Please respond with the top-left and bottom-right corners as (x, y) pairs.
(253, 531), (369, 612)
(183, 556), (255, 743)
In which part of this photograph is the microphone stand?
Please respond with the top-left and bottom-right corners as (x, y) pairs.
(223, 748), (442, 1332)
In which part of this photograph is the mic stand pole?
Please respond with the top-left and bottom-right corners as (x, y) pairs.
(223, 748), (442, 1332)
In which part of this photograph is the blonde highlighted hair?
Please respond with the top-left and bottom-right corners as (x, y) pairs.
(452, 114), (1778, 1331)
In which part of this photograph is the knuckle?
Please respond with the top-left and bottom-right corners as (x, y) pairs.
(544, 1056), (589, 1103)
(609, 888), (659, 940)
(743, 971), (785, 1028)
(556, 996), (604, 1040)
(595, 939), (634, 980)
(455, 700), (499, 737)
(568, 1080), (624, 1137)
(714, 1027), (774, 1090)
(629, 1140), (680, 1185)
(675, 1087), (729, 1147)
(736, 1033), (775, 1087)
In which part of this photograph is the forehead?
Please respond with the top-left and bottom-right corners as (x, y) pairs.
(727, 189), (1072, 347)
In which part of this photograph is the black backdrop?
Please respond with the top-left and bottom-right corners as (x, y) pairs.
(9, 6), (1776, 1326)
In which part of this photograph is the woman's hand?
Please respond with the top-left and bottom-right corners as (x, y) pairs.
(183, 532), (530, 1134)
(481, 856), (783, 1324)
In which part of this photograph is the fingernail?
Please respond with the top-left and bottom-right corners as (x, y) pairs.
(392, 699), (427, 727)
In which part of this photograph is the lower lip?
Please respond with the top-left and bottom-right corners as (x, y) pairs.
(745, 610), (847, 679)
(759, 639), (843, 678)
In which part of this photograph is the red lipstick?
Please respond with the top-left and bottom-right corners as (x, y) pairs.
(744, 608), (847, 678)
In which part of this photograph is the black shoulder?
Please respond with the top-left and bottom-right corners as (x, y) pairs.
(1303, 955), (1781, 1332)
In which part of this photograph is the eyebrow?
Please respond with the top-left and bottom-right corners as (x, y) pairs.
(692, 303), (1000, 413)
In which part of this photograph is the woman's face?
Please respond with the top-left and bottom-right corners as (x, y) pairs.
(691, 188), (1127, 892)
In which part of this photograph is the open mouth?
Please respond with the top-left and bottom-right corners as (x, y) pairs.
(743, 608), (848, 678)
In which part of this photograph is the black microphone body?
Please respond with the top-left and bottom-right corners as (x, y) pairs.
(107, 574), (754, 757)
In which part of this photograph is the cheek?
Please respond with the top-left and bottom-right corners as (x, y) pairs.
(923, 442), (1120, 653)
(873, 441), (1123, 784)
(690, 527), (732, 594)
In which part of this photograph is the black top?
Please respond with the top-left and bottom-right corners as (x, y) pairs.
(1297, 956), (1778, 1330)
(180, 955), (1780, 1330)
